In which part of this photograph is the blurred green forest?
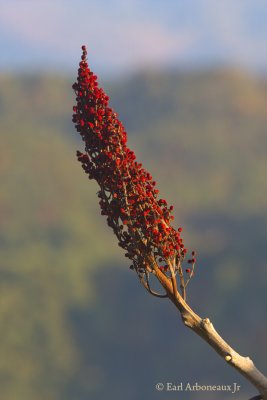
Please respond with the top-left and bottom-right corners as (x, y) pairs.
(0, 69), (267, 400)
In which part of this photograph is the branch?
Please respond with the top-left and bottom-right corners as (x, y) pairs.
(150, 258), (267, 400)
(138, 270), (168, 298)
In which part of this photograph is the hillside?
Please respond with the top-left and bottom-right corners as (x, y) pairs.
(0, 69), (267, 400)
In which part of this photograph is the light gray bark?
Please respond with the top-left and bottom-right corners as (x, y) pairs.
(150, 259), (267, 400)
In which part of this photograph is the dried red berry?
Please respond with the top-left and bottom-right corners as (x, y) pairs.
(186, 268), (191, 274)
(72, 46), (192, 277)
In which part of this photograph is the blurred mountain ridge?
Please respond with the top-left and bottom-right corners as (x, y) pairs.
(0, 68), (266, 400)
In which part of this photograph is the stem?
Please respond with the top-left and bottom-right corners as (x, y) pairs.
(150, 259), (267, 399)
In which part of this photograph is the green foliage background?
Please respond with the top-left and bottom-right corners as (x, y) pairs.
(0, 69), (267, 399)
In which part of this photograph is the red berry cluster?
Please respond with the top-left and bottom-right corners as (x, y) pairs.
(72, 46), (194, 278)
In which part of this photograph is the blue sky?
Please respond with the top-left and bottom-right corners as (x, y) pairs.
(0, 0), (267, 77)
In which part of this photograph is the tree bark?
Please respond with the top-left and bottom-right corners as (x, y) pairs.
(151, 261), (267, 400)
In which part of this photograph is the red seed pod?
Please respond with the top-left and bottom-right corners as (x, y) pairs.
(72, 46), (193, 277)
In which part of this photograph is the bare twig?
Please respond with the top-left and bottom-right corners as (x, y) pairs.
(138, 270), (168, 298)
(149, 259), (267, 400)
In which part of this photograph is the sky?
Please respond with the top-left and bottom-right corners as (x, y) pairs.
(0, 0), (267, 77)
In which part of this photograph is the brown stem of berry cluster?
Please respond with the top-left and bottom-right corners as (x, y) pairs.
(148, 257), (267, 400)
